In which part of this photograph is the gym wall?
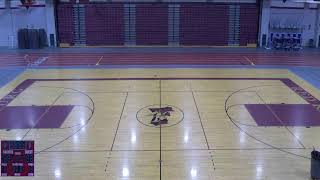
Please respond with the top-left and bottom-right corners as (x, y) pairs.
(56, 1), (259, 47)
(0, 0), (56, 48)
(259, 0), (320, 47)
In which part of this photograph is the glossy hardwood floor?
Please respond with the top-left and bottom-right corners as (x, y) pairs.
(0, 68), (319, 180)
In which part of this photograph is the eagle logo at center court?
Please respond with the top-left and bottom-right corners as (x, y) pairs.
(136, 104), (184, 128)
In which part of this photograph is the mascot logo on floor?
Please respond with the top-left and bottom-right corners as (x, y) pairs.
(136, 105), (184, 128)
(149, 106), (173, 126)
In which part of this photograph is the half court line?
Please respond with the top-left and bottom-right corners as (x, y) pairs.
(159, 79), (162, 180)
(40, 147), (313, 153)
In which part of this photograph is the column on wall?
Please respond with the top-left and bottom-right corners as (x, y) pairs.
(0, 2), (14, 47)
(259, 0), (270, 47)
(301, 2), (318, 47)
(45, 0), (56, 46)
(315, 4), (320, 48)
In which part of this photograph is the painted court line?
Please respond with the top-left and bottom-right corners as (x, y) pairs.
(30, 64), (319, 70)
(41, 147), (312, 153)
(1, 78), (319, 127)
(255, 91), (306, 148)
(1, 77), (319, 117)
(96, 56), (104, 65)
(31, 56), (49, 66)
(24, 54), (31, 65)
(244, 56), (255, 66)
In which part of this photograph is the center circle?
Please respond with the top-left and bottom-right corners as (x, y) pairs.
(136, 104), (184, 128)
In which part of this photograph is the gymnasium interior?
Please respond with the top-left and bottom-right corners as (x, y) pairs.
(0, 0), (320, 179)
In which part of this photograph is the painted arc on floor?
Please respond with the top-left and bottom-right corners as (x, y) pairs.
(0, 77), (319, 129)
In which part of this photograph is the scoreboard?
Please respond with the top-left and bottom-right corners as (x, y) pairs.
(1, 141), (34, 176)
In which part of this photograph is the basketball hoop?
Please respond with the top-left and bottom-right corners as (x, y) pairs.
(19, 0), (35, 9)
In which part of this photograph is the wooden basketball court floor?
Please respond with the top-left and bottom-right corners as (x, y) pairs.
(0, 67), (320, 179)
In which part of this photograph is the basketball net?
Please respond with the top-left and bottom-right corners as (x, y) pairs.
(20, 0), (35, 9)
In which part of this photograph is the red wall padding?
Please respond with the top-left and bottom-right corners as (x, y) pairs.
(57, 4), (74, 45)
(136, 4), (168, 45)
(180, 5), (229, 46)
(239, 5), (259, 46)
(85, 4), (124, 45)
